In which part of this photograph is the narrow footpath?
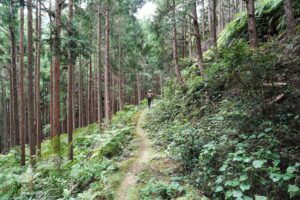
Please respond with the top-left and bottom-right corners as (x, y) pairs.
(116, 111), (153, 200)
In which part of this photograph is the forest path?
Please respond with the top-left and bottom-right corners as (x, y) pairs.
(116, 110), (152, 200)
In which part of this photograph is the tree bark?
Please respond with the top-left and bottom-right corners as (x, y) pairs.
(9, 1), (19, 147)
(19, 5), (26, 165)
(104, 6), (111, 121)
(52, 0), (62, 157)
(79, 55), (83, 127)
(211, 0), (217, 48)
(35, 0), (42, 157)
(27, 0), (36, 164)
(97, 3), (103, 124)
(172, 0), (184, 84)
(245, 0), (258, 48)
(284, 0), (296, 35)
(192, 0), (205, 75)
(67, 0), (74, 160)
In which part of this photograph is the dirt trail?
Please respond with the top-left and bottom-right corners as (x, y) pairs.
(116, 111), (152, 200)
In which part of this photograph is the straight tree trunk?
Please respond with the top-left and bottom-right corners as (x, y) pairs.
(192, 0), (205, 75)
(52, 0), (62, 157)
(9, 2), (19, 147)
(245, 0), (258, 48)
(211, 0), (217, 48)
(35, 0), (42, 157)
(49, 0), (54, 139)
(284, 0), (296, 35)
(27, 0), (36, 163)
(88, 57), (92, 123)
(172, 0), (184, 84)
(187, 17), (193, 59)
(137, 74), (142, 103)
(201, 0), (205, 39)
(67, 0), (74, 160)
(97, 3), (102, 124)
(79, 55), (83, 127)
(104, 6), (111, 121)
(118, 38), (124, 110)
(19, 5), (26, 165)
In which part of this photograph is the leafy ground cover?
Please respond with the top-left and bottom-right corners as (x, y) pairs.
(144, 30), (300, 199)
(0, 105), (139, 200)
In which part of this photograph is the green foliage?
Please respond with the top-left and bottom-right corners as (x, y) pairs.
(139, 180), (185, 200)
(218, 0), (300, 47)
(145, 34), (300, 199)
(0, 106), (138, 199)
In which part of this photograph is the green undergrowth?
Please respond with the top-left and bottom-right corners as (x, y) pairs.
(0, 105), (138, 200)
(128, 146), (207, 200)
(145, 33), (300, 200)
(218, 0), (300, 47)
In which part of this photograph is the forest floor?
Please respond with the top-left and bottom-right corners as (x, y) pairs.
(116, 110), (153, 200)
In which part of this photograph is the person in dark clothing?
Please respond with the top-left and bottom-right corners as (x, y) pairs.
(147, 90), (153, 108)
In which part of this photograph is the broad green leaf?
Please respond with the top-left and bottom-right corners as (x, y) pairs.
(269, 173), (281, 182)
(225, 179), (240, 187)
(239, 174), (248, 182)
(255, 195), (267, 200)
(252, 160), (265, 169)
(233, 190), (243, 198)
(288, 184), (300, 198)
(264, 128), (272, 132)
(215, 186), (223, 193)
(244, 196), (254, 200)
(225, 190), (233, 198)
(287, 166), (296, 174)
(240, 183), (251, 191)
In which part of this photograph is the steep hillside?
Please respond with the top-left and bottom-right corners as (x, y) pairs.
(144, 26), (300, 200)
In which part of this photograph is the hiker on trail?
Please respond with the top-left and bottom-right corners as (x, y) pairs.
(147, 90), (154, 108)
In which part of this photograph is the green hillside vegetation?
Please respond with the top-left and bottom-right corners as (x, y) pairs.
(144, 25), (300, 200)
(0, 106), (138, 199)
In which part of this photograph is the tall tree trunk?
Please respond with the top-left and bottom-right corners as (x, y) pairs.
(79, 55), (83, 127)
(19, 5), (26, 165)
(211, 0), (217, 48)
(35, 0), (42, 157)
(284, 0), (296, 35)
(188, 17), (193, 59)
(118, 38), (124, 110)
(201, 0), (206, 39)
(52, 0), (62, 157)
(104, 6), (111, 121)
(27, 0), (36, 164)
(9, 1), (19, 147)
(136, 73), (142, 103)
(245, 0), (258, 48)
(111, 73), (115, 114)
(97, 3), (102, 124)
(67, 0), (74, 161)
(192, 0), (205, 75)
(172, 0), (184, 84)
(88, 57), (92, 123)
(49, 0), (54, 139)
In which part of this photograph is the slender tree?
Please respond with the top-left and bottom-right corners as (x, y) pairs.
(35, 0), (42, 157)
(67, 0), (74, 160)
(19, 4), (26, 166)
(27, 0), (36, 163)
(284, 0), (296, 35)
(52, 0), (62, 157)
(192, 0), (205, 75)
(171, 0), (184, 84)
(244, 0), (258, 47)
(104, 5), (111, 121)
(9, 1), (19, 147)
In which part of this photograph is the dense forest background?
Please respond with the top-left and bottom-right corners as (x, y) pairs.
(0, 0), (299, 199)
